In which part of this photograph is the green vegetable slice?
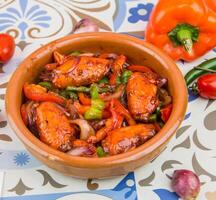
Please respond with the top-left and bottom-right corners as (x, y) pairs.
(121, 70), (133, 84)
(38, 82), (52, 90)
(84, 107), (102, 120)
(96, 146), (106, 157)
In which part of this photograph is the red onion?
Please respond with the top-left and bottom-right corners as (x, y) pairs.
(101, 85), (125, 101)
(73, 18), (99, 34)
(67, 146), (94, 156)
(171, 169), (201, 200)
(70, 119), (95, 140)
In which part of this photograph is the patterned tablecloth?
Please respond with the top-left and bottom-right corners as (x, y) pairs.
(0, 0), (216, 199)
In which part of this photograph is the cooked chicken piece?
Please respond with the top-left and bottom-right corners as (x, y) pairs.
(126, 72), (159, 121)
(35, 102), (75, 152)
(52, 56), (110, 88)
(102, 124), (156, 155)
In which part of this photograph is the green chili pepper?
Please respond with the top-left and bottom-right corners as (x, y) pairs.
(66, 85), (115, 94)
(90, 84), (99, 99)
(149, 114), (157, 122)
(66, 86), (90, 93)
(121, 70), (133, 84)
(98, 76), (109, 84)
(70, 51), (81, 56)
(96, 146), (106, 157)
(38, 81), (52, 90)
(59, 90), (78, 100)
(184, 57), (216, 85)
(68, 91), (78, 100)
(91, 99), (105, 110)
(59, 90), (68, 98)
(84, 107), (102, 120)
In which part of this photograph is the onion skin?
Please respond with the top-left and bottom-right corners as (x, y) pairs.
(73, 18), (99, 34)
(70, 119), (95, 140)
(67, 146), (95, 157)
(171, 169), (201, 200)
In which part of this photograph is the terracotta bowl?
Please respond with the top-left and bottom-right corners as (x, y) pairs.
(6, 32), (187, 179)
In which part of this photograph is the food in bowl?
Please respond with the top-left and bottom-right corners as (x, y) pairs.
(20, 50), (173, 157)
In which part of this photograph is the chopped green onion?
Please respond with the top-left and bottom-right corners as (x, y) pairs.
(121, 70), (133, 84)
(98, 76), (109, 84)
(68, 91), (78, 100)
(70, 51), (81, 56)
(90, 84), (99, 99)
(149, 114), (157, 122)
(66, 86), (90, 93)
(38, 82), (52, 90)
(59, 90), (78, 100)
(91, 99), (105, 110)
(96, 146), (106, 157)
(59, 90), (68, 98)
(84, 107), (102, 120)
(66, 85), (114, 94)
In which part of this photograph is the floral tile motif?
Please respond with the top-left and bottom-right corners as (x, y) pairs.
(0, 0), (51, 39)
(128, 3), (153, 23)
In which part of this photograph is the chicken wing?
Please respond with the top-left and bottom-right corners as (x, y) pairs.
(102, 124), (156, 155)
(35, 102), (75, 151)
(126, 72), (159, 121)
(52, 56), (110, 88)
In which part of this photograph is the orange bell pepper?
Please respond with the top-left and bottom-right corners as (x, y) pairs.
(109, 55), (126, 85)
(73, 101), (90, 115)
(78, 93), (91, 105)
(110, 99), (136, 126)
(145, 0), (216, 61)
(127, 65), (153, 73)
(23, 83), (65, 105)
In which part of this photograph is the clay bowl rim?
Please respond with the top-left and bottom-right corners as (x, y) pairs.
(6, 32), (188, 169)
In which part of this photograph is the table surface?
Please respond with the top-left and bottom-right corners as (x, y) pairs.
(0, 0), (215, 199)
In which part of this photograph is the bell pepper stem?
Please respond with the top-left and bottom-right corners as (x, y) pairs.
(168, 23), (199, 55)
(177, 29), (193, 54)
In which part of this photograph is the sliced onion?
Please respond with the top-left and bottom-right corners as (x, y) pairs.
(25, 101), (39, 137)
(78, 53), (95, 57)
(73, 18), (99, 34)
(158, 88), (172, 105)
(70, 119), (95, 140)
(157, 77), (168, 88)
(101, 85), (125, 101)
(67, 146), (94, 156)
